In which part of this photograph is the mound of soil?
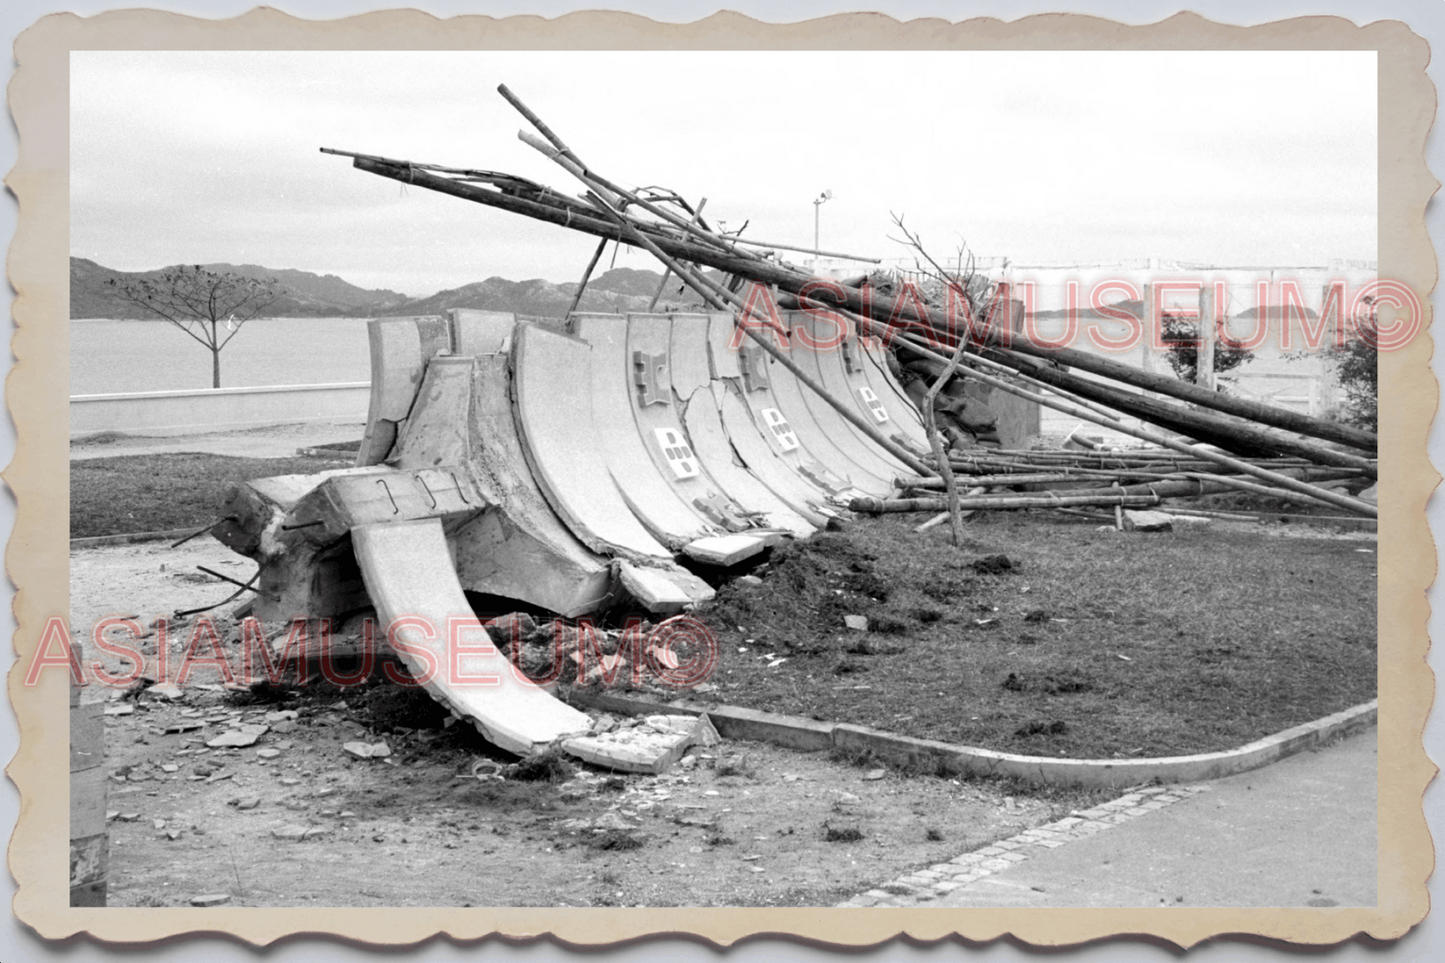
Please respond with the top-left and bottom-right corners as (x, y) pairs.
(698, 531), (925, 658)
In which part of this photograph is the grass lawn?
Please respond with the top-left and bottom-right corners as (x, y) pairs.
(689, 513), (1376, 759)
(70, 452), (350, 538)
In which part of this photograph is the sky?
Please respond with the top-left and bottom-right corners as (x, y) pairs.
(70, 49), (1377, 298)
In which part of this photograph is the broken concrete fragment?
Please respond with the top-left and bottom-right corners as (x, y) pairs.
(682, 533), (770, 567)
(562, 713), (716, 774)
(343, 741), (392, 759)
(616, 562), (694, 614)
(207, 729), (262, 749)
(190, 894), (231, 907)
(1123, 510), (1174, 532)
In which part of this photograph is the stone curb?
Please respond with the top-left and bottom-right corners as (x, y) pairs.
(70, 528), (202, 549)
(563, 688), (1378, 789)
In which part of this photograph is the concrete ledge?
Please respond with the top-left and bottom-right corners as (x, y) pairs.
(70, 528), (200, 549)
(566, 688), (1378, 788)
(70, 382), (369, 436)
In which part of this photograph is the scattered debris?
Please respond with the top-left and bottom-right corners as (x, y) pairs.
(206, 724), (268, 749)
(342, 741), (392, 760)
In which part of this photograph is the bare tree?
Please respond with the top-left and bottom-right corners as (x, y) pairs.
(107, 265), (281, 388)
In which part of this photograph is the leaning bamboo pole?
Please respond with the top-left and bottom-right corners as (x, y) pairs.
(829, 303), (1377, 516)
(493, 96), (937, 479)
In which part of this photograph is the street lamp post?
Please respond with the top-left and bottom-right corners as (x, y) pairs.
(813, 189), (832, 267)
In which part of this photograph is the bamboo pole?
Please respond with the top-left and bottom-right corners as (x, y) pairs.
(564, 237), (610, 319)
(805, 298), (1377, 515)
(852, 492), (1164, 514)
(507, 126), (938, 479)
(334, 139), (1374, 459)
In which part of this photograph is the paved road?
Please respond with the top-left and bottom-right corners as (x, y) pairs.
(931, 727), (1377, 908)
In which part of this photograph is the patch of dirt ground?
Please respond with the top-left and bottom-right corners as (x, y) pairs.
(96, 687), (1102, 908)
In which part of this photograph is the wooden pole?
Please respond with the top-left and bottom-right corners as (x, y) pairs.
(564, 237), (610, 319)
(510, 126), (938, 479)
(336, 145), (1374, 455)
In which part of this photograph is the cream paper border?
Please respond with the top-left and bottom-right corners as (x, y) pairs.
(6, 7), (1436, 949)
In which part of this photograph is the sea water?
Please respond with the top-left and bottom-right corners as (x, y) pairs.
(70, 317), (374, 395)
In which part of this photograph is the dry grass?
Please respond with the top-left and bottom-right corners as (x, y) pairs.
(70, 452), (349, 537)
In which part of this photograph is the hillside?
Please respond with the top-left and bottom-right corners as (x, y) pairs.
(70, 258), (413, 320)
(70, 259), (705, 321)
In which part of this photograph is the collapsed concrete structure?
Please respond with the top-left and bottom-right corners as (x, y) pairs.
(212, 305), (1008, 756)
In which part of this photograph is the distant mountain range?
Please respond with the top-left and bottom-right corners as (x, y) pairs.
(70, 258), (705, 321)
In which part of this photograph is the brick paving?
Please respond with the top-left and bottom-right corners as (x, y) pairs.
(836, 784), (1211, 907)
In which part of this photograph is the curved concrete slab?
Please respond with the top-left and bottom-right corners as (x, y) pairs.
(716, 386), (841, 522)
(626, 313), (770, 535)
(706, 315), (862, 504)
(752, 339), (894, 497)
(511, 322), (675, 560)
(390, 354), (614, 619)
(449, 308), (518, 356)
(787, 311), (914, 482)
(681, 388), (816, 536)
(856, 331), (931, 446)
(670, 319), (818, 535)
(356, 316), (449, 467)
(842, 326), (931, 453)
(351, 518), (592, 756)
(571, 313), (728, 549)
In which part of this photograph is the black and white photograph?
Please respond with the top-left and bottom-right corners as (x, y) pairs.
(6, 6), (1430, 954)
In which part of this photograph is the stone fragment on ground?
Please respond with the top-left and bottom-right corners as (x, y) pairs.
(190, 894), (231, 907)
(147, 683), (185, 701)
(562, 713), (719, 774)
(1124, 510), (1174, 532)
(343, 741), (392, 759)
(844, 615), (869, 632)
(206, 724), (268, 748)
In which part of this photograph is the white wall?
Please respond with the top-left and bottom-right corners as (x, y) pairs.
(69, 383), (370, 437)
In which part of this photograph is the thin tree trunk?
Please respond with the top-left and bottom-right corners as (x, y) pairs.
(210, 319), (221, 388)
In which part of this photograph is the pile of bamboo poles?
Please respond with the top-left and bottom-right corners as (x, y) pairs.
(322, 84), (1380, 527)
